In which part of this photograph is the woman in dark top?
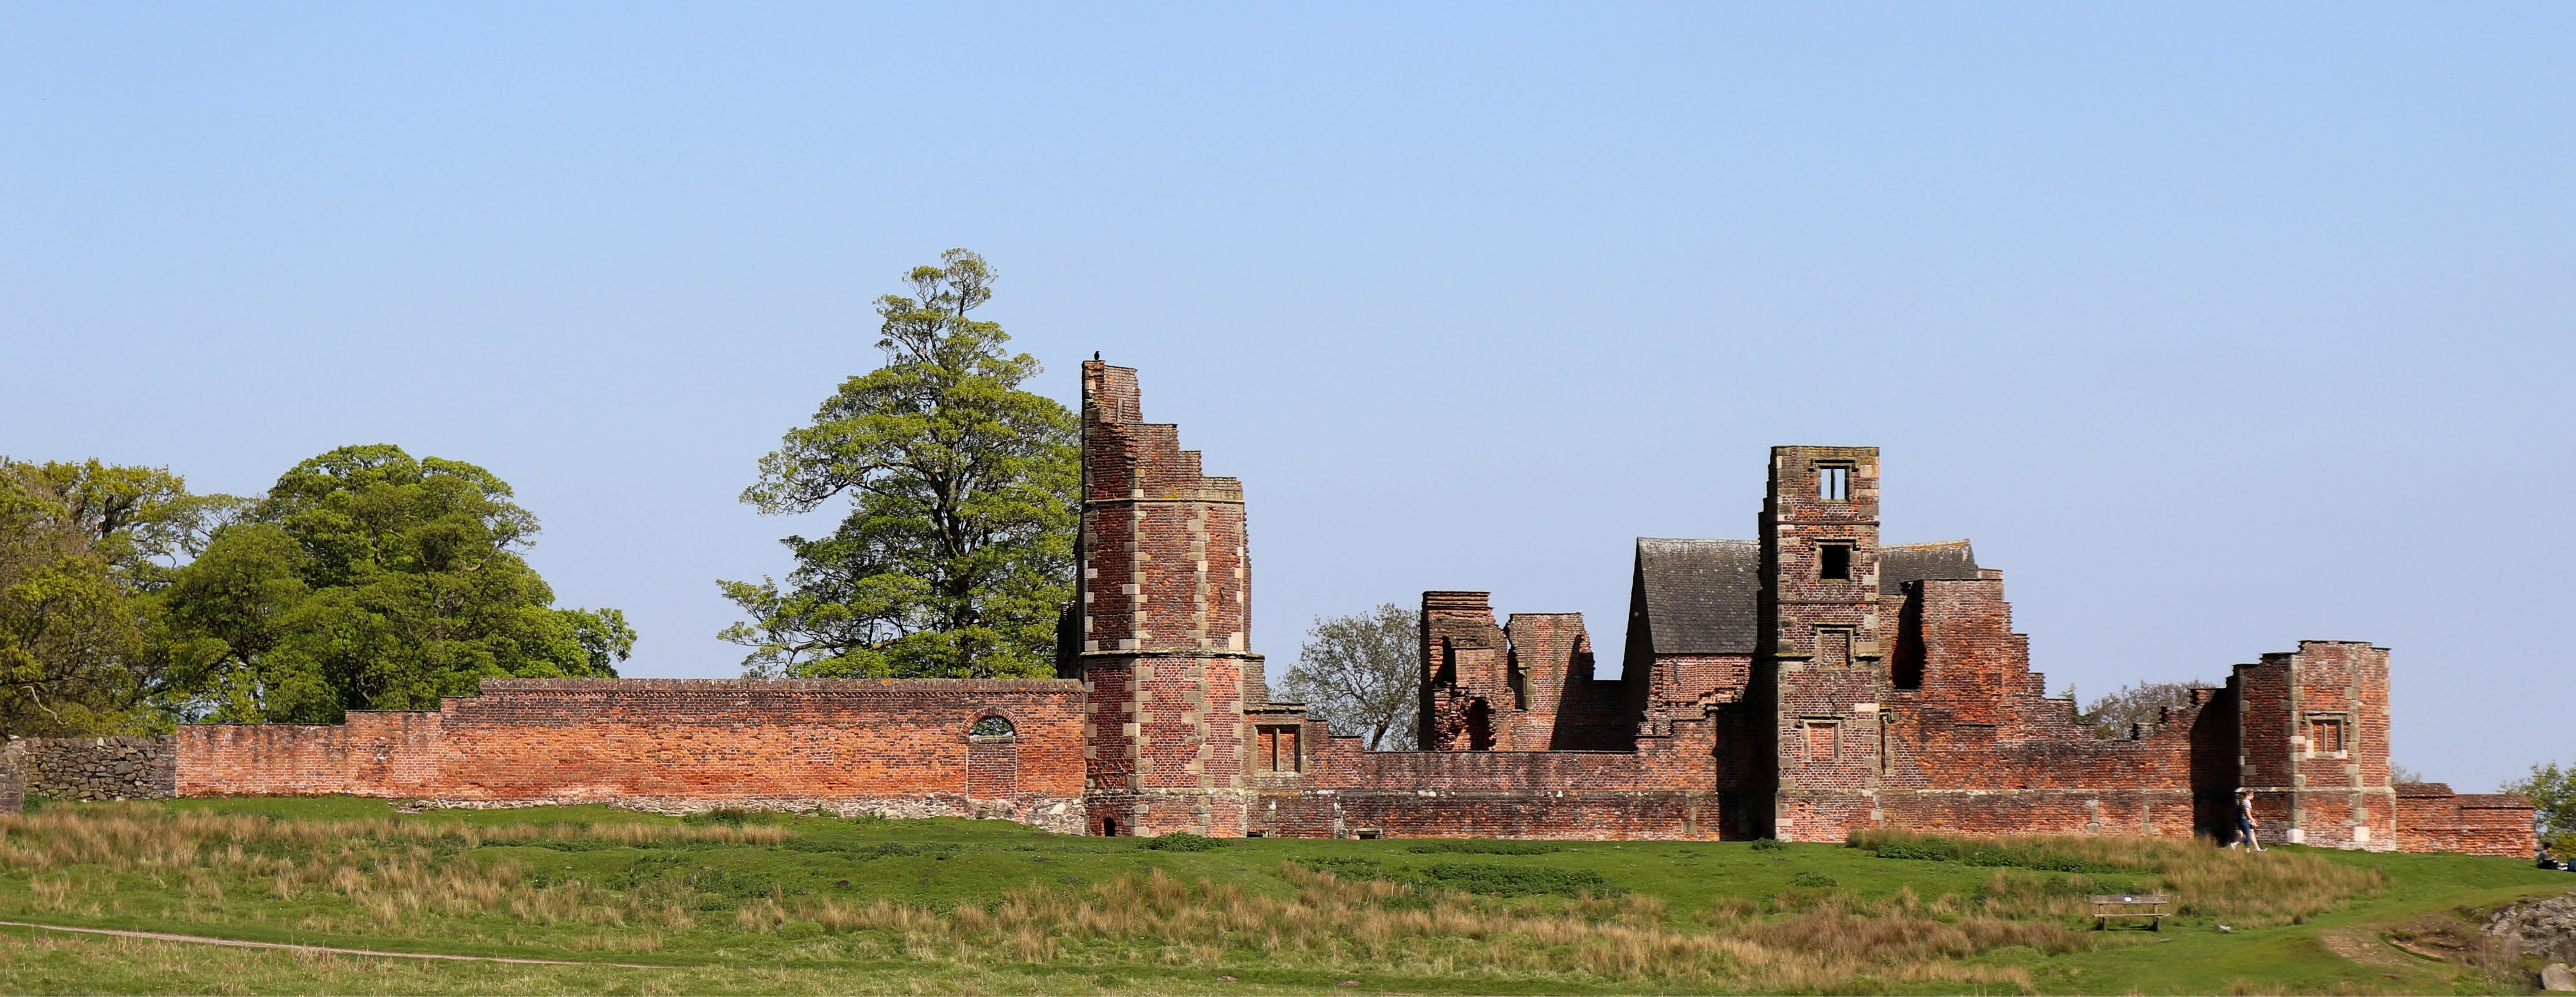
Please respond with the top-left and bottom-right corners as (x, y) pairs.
(2233, 789), (2265, 852)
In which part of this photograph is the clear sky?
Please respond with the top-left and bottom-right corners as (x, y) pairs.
(5, 4), (2570, 790)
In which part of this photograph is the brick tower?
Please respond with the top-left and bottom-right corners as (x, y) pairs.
(1070, 360), (1256, 837)
(2233, 641), (2395, 851)
(1761, 446), (1895, 842)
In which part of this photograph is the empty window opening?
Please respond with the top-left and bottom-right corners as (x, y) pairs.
(1258, 725), (1303, 773)
(1434, 639), (1457, 687)
(1819, 543), (1853, 581)
(1878, 710), (1895, 771)
(1507, 653), (1529, 710)
(1818, 465), (1851, 502)
(970, 716), (1016, 737)
(1466, 698), (1495, 751)
(1101, 817), (1120, 837)
(1803, 719), (1839, 761)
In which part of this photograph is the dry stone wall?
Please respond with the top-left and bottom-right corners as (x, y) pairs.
(13, 736), (177, 801)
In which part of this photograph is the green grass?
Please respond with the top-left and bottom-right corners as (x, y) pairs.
(0, 797), (2562, 995)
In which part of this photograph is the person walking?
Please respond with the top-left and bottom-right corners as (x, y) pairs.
(2232, 789), (2265, 852)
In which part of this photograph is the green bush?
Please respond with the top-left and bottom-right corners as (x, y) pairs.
(1411, 862), (1623, 897)
(1405, 840), (1565, 855)
(1139, 832), (1224, 852)
(682, 807), (760, 827)
(1874, 840), (1957, 862)
(1791, 871), (1839, 887)
(1751, 838), (1786, 851)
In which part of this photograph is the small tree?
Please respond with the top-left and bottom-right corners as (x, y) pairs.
(2075, 680), (2207, 740)
(721, 250), (1078, 679)
(1278, 603), (1419, 751)
(2502, 761), (2575, 851)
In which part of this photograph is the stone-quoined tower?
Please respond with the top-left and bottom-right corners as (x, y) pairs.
(1761, 445), (1897, 842)
(1068, 360), (1256, 837)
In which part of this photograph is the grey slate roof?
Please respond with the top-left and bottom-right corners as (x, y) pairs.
(1633, 538), (1762, 655)
(1631, 538), (1982, 656)
(1878, 540), (1980, 594)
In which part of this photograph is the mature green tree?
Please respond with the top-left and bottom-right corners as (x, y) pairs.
(1278, 604), (1421, 751)
(721, 250), (1078, 678)
(2502, 761), (2575, 852)
(0, 459), (239, 736)
(158, 445), (633, 723)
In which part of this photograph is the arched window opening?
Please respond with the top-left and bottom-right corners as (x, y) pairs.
(970, 715), (1016, 738)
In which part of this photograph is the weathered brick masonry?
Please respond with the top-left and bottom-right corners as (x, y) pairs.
(120, 360), (2531, 855)
(170, 679), (1086, 832)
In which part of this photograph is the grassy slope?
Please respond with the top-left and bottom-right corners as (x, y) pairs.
(0, 797), (2564, 996)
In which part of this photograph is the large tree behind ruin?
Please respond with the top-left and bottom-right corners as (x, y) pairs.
(721, 250), (1078, 679)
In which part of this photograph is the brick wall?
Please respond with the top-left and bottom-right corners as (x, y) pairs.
(2393, 783), (2538, 856)
(174, 679), (1086, 832)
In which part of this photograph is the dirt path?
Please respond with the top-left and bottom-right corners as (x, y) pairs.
(0, 920), (674, 969)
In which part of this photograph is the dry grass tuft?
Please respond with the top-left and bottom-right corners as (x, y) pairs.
(1849, 827), (2385, 927)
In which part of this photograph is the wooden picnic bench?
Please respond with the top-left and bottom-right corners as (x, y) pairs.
(2089, 893), (2172, 930)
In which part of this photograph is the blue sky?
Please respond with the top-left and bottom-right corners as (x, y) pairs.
(5, 4), (2570, 789)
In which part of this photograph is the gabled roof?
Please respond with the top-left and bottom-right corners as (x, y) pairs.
(1633, 538), (1761, 655)
(1631, 538), (1983, 657)
(1879, 540), (1981, 594)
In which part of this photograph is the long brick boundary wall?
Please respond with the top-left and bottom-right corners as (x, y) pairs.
(173, 678), (1089, 833)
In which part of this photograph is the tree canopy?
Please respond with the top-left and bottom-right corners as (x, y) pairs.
(161, 445), (632, 723)
(2502, 761), (2575, 852)
(721, 250), (1078, 679)
(0, 447), (631, 734)
(0, 459), (233, 735)
(2073, 679), (2209, 740)
(1279, 603), (1421, 751)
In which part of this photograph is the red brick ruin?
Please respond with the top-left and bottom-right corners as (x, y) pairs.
(81, 360), (2529, 855)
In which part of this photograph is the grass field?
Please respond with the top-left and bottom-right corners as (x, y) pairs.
(0, 797), (2564, 995)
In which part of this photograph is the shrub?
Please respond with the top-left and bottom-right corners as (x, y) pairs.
(1752, 838), (1786, 851)
(1874, 840), (1956, 862)
(1139, 832), (1224, 852)
(1406, 840), (1564, 855)
(682, 807), (758, 827)
(1411, 862), (1623, 897)
(1791, 871), (1839, 887)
